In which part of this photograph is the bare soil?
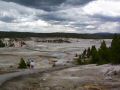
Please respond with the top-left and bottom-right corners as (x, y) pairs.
(1, 65), (120, 90)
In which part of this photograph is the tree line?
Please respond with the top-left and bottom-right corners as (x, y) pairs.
(76, 34), (120, 65)
(0, 31), (115, 39)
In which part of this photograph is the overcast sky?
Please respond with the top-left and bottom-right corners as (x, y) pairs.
(0, 0), (120, 33)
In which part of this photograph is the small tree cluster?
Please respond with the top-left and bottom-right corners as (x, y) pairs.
(0, 39), (5, 47)
(18, 58), (27, 69)
(76, 48), (92, 65)
(76, 34), (120, 65)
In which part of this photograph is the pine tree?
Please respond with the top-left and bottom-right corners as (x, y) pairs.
(75, 53), (78, 57)
(77, 55), (83, 65)
(98, 40), (110, 65)
(90, 45), (99, 64)
(86, 47), (91, 58)
(82, 49), (87, 58)
(18, 58), (27, 69)
(0, 39), (5, 47)
(111, 34), (120, 64)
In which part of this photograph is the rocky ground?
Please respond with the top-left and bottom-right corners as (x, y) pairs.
(1, 64), (120, 90)
(0, 39), (112, 69)
(0, 39), (115, 90)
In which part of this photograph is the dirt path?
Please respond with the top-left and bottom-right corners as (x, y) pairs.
(1, 65), (120, 90)
(0, 65), (75, 88)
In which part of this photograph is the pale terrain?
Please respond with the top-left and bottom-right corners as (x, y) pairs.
(0, 39), (112, 69)
(1, 64), (120, 90)
(1, 38), (119, 90)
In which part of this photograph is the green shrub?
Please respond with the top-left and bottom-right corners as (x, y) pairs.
(0, 40), (5, 47)
(18, 58), (27, 69)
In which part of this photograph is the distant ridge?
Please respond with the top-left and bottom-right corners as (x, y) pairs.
(0, 31), (118, 39)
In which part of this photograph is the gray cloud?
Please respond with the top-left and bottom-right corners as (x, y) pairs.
(0, 16), (15, 23)
(64, 0), (95, 6)
(2, 0), (94, 11)
(0, 0), (120, 33)
(2, 0), (65, 11)
(92, 15), (120, 22)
